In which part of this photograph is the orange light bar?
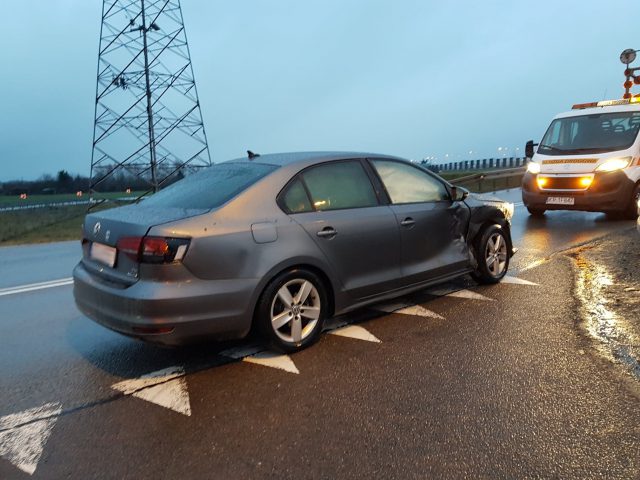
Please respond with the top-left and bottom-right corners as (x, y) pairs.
(579, 177), (593, 188)
(572, 97), (640, 109)
(536, 177), (548, 188)
(572, 102), (598, 110)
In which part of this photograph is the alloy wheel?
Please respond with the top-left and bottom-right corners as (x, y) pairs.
(484, 232), (508, 277)
(270, 279), (321, 343)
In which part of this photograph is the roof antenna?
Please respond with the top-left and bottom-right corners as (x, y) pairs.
(247, 150), (260, 160)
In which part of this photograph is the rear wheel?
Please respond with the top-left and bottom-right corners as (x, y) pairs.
(256, 269), (327, 353)
(526, 206), (546, 217)
(471, 225), (509, 284)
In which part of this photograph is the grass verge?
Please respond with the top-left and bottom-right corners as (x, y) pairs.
(0, 206), (87, 245)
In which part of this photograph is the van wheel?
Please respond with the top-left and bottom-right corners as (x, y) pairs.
(471, 225), (509, 284)
(526, 206), (546, 217)
(624, 183), (640, 219)
(256, 269), (327, 353)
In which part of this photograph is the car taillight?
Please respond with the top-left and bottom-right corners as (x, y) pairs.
(116, 236), (190, 264)
(117, 237), (143, 261)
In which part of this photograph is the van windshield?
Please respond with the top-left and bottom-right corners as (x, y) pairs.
(141, 162), (279, 209)
(538, 111), (640, 155)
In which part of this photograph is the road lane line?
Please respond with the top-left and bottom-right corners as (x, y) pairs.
(0, 278), (74, 297)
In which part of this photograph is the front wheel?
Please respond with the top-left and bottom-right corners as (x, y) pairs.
(623, 182), (640, 219)
(256, 269), (327, 353)
(471, 225), (510, 284)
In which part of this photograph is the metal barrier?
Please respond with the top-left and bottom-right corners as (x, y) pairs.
(439, 157), (526, 171)
(449, 167), (526, 193)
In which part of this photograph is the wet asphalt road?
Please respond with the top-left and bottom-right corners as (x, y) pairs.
(1, 190), (639, 479)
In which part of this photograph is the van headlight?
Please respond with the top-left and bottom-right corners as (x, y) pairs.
(527, 162), (541, 174)
(595, 157), (631, 172)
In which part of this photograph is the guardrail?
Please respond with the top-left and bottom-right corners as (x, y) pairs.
(0, 197), (137, 213)
(439, 157), (527, 171)
(449, 167), (526, 193)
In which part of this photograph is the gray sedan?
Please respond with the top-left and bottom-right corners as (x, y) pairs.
(73, 152), (515, 352)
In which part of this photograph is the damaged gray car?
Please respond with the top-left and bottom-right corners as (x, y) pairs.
(73, 151), (515, 352)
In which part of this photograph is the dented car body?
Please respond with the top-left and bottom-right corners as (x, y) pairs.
(73, 152), (515, 347)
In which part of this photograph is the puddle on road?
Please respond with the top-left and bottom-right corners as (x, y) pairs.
(569, 248), (640, 380)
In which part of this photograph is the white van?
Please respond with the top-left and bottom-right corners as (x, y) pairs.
(522, 98), (640, 218)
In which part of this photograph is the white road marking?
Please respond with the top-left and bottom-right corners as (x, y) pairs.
(111, 366), (191, 416)
(429, 288), (495, 301)
(0, 278), (74, 297)
(0, 402), (62, 476)
(395, 305), (445, 318)
(243, 351), (300, 374)
(519, 258), (547, 272)
(501, 275), (538, 286)
(376, 302), (445, 319)
(425, 286), (456, 296)
(219, 344), (263, 360)
(328, 325), (381, 343)
(375, 301), (413, 312)
(322, 318), (349, 331)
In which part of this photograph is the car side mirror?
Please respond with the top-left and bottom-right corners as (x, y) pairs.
(450, 185), (469, 202)
(525, 140), (537, 159)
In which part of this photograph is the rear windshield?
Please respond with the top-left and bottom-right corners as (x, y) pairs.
(141, 162), (279, 209)
(538, 111), (640, 155)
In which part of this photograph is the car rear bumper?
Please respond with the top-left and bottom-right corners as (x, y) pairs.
(73, 262), (259, 346)
(522, 171), (635, 212)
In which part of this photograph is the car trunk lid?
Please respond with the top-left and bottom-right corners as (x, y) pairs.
(81, 204), (206, 285)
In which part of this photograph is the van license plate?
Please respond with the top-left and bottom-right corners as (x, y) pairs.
(546, 197), (575, 205)
(90, 242), (116, 267)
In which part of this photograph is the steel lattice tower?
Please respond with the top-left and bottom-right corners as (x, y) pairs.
(90, 0), (211, 200)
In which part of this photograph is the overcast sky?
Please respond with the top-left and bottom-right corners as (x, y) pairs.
(0, 1), (637, 180)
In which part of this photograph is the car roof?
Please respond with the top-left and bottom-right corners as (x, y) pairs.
(222, 151), (407, 167)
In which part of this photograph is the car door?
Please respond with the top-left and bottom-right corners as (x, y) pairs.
(369, 158), (471, 285)
(280, 159), (402, 300)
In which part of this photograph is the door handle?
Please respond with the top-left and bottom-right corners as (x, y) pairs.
(400, 217), (415, 227)
(316, 227), (338, 238)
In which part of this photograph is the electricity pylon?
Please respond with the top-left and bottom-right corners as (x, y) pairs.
(90, 0), (211, 202)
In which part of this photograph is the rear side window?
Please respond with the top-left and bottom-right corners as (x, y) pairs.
(301, 161), (378, 211)
(281, 179), (313, 213)
(371, 159), (449, 204)
(142, 162), (278, 209)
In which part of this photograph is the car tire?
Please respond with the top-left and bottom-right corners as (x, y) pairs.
(471, 224), (510, 284)
(256, 269), (327, 353)
(526, 206), (546, 217)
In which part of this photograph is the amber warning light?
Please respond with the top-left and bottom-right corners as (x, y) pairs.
(572, 49), (640, 109)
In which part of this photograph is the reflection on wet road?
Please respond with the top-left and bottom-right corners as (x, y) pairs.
(568, 246), (640, 380)
(493, 189), (637, 273)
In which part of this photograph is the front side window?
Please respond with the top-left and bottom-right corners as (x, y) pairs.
(538, 111), (640, 155)
(301, 161), (378, 211)
(371, 160), (449, 204)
